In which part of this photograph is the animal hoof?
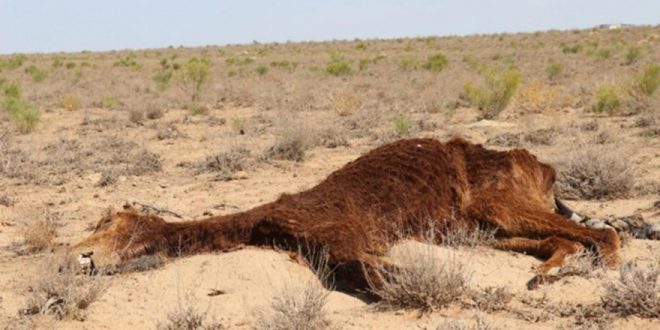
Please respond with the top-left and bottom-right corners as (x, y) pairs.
(526, 275), (545, 290)
(77, 252), (96, 275)
(646, 223), (660, 240)
(585, 219), (612, 230)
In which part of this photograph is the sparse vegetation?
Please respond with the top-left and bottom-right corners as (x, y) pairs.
(393, 114), (412, 136)
(158, 305), (225, 330)
(325, 54), (352, 76)
(265, 120), (316, 162)
(555, 143), (633, 200)
(202, 145), (251, 180)
(462, 68), (521, 119)
(545, 61), (562, 81)
(22, 262), (107, 320)
(632, 64), (660, 97)
(178, 57), (212, 102)
(371, 243), (470, 312)
(2, 82), (40, 133)
(330, 91), (361, 116)
(59, 94), (82, 111)
(253, 248), (333, 330)
(423, 53), (449, 72)
(99, 95), (119, 109)
(18, 212), (58, 254)
(602, 259), (659, 318)
(592, 86), (620, 115)
(625, 46), (641, 65)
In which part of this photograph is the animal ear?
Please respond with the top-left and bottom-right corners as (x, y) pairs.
(122, 202), (140, 214)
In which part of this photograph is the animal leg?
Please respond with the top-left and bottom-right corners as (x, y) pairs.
(481, 208), (620, 268)
(494, 236), (585, 289)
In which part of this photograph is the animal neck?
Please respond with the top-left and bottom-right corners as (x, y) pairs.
(162, 212), (260, 256)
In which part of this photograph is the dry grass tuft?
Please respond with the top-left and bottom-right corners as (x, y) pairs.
(18, 212), (59, 254)
(554, 143), (634, 200)
(202, 145), (251, 180)
(330, 91), (361, 117)
(253, 248), (333, 330)
(157, 305), (225, 330)
(371, 243), (470, 312)
(602, 259), (659, 318)
(466, 287), (513, 313)
(265, 119), (316, 162)
(434, 314), (498, 330)
(21, 259), (107, 321)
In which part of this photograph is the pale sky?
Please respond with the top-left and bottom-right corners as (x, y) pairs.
(1, 1), (658, 54)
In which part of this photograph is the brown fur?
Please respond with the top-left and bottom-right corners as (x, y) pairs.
(72, 137), (620, 291)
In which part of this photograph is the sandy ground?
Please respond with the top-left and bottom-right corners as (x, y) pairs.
(1, 105), (659, 329)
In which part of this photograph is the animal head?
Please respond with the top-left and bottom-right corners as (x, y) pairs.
(69, 209), (169, 272)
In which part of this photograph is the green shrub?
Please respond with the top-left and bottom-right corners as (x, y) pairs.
(462, 68), (521, 119)
(65, 62), (76, 69)
(3, 82), (21, 99)
(423, 53), (448, 72)
(178, 57), (211, 102)
(59, 95), (82, 111)
(545, 61), (563, 81)
(10, 105), (40, 133)
(0, 56), (26, 70)
(186, 102), (208, 116)
(326, 54), (352, 76)
(269, 60), (298, 72)
(256, 64), (268, 75)
(52, 57), (64, 68)
(593, 86), (620, 115)
(633, 65), (660, 96)
(596, 48), (612, 59)
(561, 43), (582, 54)
(393, 114), (412, 136)
(625, 47), (641, 65)
(359, 58), (372, 71)
(100, 96), (119, 109)
(399, 59), (419, 71)
(113, 53), (141, 69)
(24, 65), (47, 82)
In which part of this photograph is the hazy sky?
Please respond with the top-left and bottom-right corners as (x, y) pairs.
(1, 1), (658, 54)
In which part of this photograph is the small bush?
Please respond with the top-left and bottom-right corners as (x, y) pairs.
(146, 103), (165, 119)
(371, 244), (469, 312)
(3, 82), (21, 98)
(393, 114), (412, 136)
(423, 53), (449, 72)
(113, 53), (140, 69)
(602, 260), (659, 318)
(545, 61), (563, 81)
(592, 86), (620, 115)
(65, 62), (76, 69)
(128, 109), (145, 124)
(399, 59), (419, 71)
(19, 213), (58, 254)
(186, 103), (208, 116)
(179, 57), (212, 102)
(9, 104), (40, 133)
(100, 96), (119, 109)
(330, 91), (361, 116)
(253, 249), (333, 330)
(153, 58), (180, 91)
(561, 43), (582, 54)
(265, 122), (316, 162)
(230, 117), (246, 134)
(434, 314), (497, 330)
(256, 64), (268, 75)
(462, 68), (521, 119)
(625, 46), (641, 65)
(59, 95), (82, 111)
(25, 65), (47, 82)
(554, 143), (634, 200)
(633, 65), (660, 97)
(203, 145), (251, 180)
(596, 48), (612, 59)
(22, 264), (107, 320)
(325, 54), (351, 76)
(158, 305), (225, 330)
